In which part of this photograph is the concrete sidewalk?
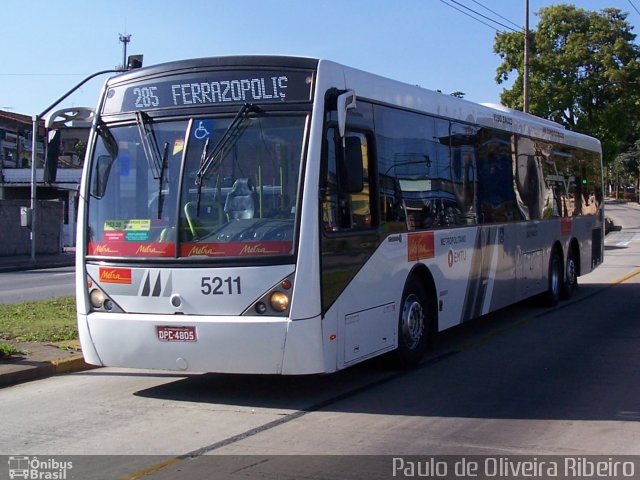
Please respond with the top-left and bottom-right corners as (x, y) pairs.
(0, 250), (94, 388)
(0, 340), (96, 389)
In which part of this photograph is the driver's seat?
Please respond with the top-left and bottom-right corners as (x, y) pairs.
(224, 178), (255, 220)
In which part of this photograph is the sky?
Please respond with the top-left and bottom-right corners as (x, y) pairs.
(1, 0), (639, 118)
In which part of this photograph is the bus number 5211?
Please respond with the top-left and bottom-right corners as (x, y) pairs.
(201, 276), (242, 295)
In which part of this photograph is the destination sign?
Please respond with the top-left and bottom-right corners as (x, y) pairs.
(103, 70), (314, 114)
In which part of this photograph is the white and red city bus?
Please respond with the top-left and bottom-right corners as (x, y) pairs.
(76, 56), (603, 374)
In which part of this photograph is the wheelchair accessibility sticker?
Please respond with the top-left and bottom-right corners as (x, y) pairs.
(193, 120), (212, 140)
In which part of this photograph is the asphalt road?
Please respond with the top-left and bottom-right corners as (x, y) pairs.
(1, 201), (639, 479)
(0, 266), (75, 304)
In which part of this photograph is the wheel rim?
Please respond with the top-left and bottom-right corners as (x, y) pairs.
(566, 257), (577, 289)
(401, 294), (425, 350)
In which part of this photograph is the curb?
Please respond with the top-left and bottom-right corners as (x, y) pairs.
(0, 354), (98, 389)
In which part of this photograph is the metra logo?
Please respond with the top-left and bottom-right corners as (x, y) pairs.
(186, 245), (220, 256)
(136, 244), (166, 255)
(92, 244), (119, 255)
(408, 232), (435, 261)
(239, 244), (277, 255)
(99, 267), (132, 284)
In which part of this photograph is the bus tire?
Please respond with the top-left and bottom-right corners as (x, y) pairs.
(561, 247), (578, 300)
(394, 278), (432, 369)
(544, 249), (562, 307)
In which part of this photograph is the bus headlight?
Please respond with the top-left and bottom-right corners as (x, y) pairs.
(270, 292), (289, 312)
(90, 289), (106, 309)
(243, 274), (294, 316)
(86, 273), (123, 313)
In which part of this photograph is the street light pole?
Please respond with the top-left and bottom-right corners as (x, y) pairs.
(119, 34), (131, 70)
(29, 68), (125, 262)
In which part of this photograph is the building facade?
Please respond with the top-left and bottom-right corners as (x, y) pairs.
(0, 108), (91, 247)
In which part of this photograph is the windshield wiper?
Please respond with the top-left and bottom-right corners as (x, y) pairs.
(194, 103), (258, 187)
(135, 111), (163, 179)
(195, 137), (211, 216)
(157, 142), (169, 219)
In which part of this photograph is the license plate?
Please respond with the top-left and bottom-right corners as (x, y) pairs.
(156, 326), (197, 342)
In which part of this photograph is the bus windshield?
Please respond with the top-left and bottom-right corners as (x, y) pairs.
(86, 111), (306, 259)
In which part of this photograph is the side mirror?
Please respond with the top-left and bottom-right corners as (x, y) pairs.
(339, 136), (364, 194)
(337, 90), (356, 143)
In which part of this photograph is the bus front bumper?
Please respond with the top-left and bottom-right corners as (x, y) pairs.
(79, 312), (326, 375)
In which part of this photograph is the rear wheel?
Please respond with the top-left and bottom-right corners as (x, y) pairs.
(561, 248), (578, 300)
(543, 249), (562, 307)
(394, 278), (433, 368)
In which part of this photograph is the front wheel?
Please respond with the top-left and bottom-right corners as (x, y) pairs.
(394, 279), (433, 368)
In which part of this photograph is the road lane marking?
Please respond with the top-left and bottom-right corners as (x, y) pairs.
(612, 266), (640, 284)
(118, 351), (456, 480)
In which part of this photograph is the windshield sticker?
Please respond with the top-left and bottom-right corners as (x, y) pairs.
(104, 231), (125, 242)
(180, 241), (293, 257)
(104, 219), (151, 231)
(88, 242), (175, 257)
(193, 120), (213, 140)
(173, 139), (184, 155)
(125, 231), (150, 242)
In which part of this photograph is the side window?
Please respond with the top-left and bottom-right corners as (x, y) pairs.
(540, 146), (602, 217)
(375, 107), (436, 231)
(475, 132), (521, 223)
(374, 107), (474, 230)
(449, 122), (479, 224)
(515, 136), (546, 220)
(322, 129), (373, 232)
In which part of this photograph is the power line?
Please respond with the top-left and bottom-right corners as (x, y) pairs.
(628, 0), (640, 17)
(440, 0), (521, 34)
(448, 0), (521, 33)
(439, 0), (502, 32)
(469, 0), (522, 30)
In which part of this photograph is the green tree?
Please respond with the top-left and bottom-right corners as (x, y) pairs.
(494, 4), (640, 163)
(612, 139), (640, 190)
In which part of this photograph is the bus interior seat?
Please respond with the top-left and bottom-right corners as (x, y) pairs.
(224, 178), (255, 220)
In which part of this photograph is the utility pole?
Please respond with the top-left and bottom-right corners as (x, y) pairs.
(119, 33), (132, 70)
(523, 0), (530, 113)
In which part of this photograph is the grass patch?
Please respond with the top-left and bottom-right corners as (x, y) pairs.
(0, 296), (77, 342)
(0, 342), (23, 359)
